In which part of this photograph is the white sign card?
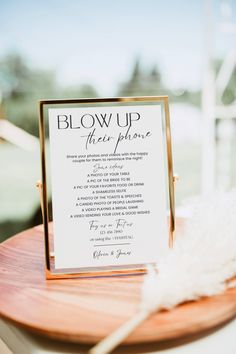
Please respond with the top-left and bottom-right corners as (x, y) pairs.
(39, 98), (174, 277)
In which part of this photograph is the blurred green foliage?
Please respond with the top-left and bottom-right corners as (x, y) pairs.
(214, 59), (236, 105)
(117, 58), (201, 106)
(0, 52), (98, 136)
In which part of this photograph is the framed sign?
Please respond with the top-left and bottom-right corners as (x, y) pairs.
(39, 96), (175, 279)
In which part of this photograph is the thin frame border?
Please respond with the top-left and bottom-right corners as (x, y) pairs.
(39, 96), (175, 279)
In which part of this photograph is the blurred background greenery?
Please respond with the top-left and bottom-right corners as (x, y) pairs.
(0, 0), (236, 241)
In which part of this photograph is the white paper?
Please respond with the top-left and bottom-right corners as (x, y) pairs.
(48, 105), (169, 270)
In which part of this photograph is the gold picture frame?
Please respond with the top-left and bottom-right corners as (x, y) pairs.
(38, 96), (175, 279)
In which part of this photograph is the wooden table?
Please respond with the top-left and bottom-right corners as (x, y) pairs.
(1, 222), (236, 353)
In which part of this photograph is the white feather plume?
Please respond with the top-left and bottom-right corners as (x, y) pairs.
(89, 190), (236, 354)
(141, 190), (236, 313)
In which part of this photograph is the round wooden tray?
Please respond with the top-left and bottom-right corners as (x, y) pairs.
(0, 221), (236, 345)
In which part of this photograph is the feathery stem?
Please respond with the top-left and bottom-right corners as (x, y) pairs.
(89, 309), (150, 354)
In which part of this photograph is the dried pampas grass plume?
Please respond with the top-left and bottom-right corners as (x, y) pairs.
(89, 191), (236, 354)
